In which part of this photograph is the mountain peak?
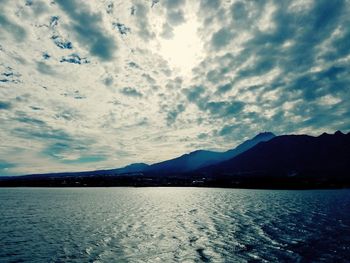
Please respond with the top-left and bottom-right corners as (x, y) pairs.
(253, 132), (276, 140)
(334, 130), (344, 136)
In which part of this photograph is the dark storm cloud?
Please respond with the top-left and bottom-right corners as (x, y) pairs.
(56, 0), (117, 61)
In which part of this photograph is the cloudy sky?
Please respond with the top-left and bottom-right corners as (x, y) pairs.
(0, 0), (349, 175)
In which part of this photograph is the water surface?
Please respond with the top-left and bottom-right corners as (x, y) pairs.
(1, 188), (350, 262)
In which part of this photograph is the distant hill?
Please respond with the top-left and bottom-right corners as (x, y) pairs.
(143, 132), (276, 174)
(113, 163), (149, 174)
(2, 131), (349, 189)
(198, 131), (350, 180)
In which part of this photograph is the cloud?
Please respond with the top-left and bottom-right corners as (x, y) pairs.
(206, 101), (245, 117)
(0, 160), (16, 176)
(0, 0), (349, 175)
(183, 86), (206, 103)
(51, 35), (73, 49)
(199, 0), (220, 11)
(56, 0), (117, 60)
(120, 87), (143, 97)
(216, 82), (232, 94)
(103, 76), (114, 87)
(62, 155), (106, 164)
(167, 10), (185, 26)
(42, 141), (106, 164)
(211, 28), (234, 49)
(163, 0), (186, 9)
(165, 104), (185, 126)
(60, 54), (89, 64)
(231, 1), (247, 22)
(217, 124), (238, 137)
(160, 22), (174, 39)
(0, 13), (26, 41)
(0, 101), (11, 110)
(36, 62), (57, 75)
(14, 126), (71, 141)
(133, 3), (155, 41)
(113, 23), (131, 35)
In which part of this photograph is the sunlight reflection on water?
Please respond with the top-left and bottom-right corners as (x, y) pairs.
(1, 188), (350, 262)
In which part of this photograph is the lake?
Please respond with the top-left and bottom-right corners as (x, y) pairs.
(1, 188), (350, 262)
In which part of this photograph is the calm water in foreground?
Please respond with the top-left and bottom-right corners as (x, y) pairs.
(1, 188), (350, 263)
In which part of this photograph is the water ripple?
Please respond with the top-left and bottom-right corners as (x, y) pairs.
(1, 188), (350, 262)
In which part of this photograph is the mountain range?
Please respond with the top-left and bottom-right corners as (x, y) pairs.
(1, 131), (349, 189)
(191, 131), (350, 188)
(141, 132), (276, 174)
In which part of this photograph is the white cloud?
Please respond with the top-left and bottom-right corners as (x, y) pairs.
(0, 0), (349, 175)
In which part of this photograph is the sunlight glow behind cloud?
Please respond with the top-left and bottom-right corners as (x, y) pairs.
(0, 0), (349, 175)
(156, 16), (204, 75)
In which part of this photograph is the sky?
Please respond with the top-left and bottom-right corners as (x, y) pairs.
(0, 0), (349, 176)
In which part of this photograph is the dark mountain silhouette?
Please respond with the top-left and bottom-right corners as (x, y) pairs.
(144, 132), (275, 174)
(195, 131), (350, 186)
(218, 132), (275, 164)
(0, 132), (275, 179)
(1, 131), (349, 189)
(2, 162), (150, 180)
(114, 163), (149, 174)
